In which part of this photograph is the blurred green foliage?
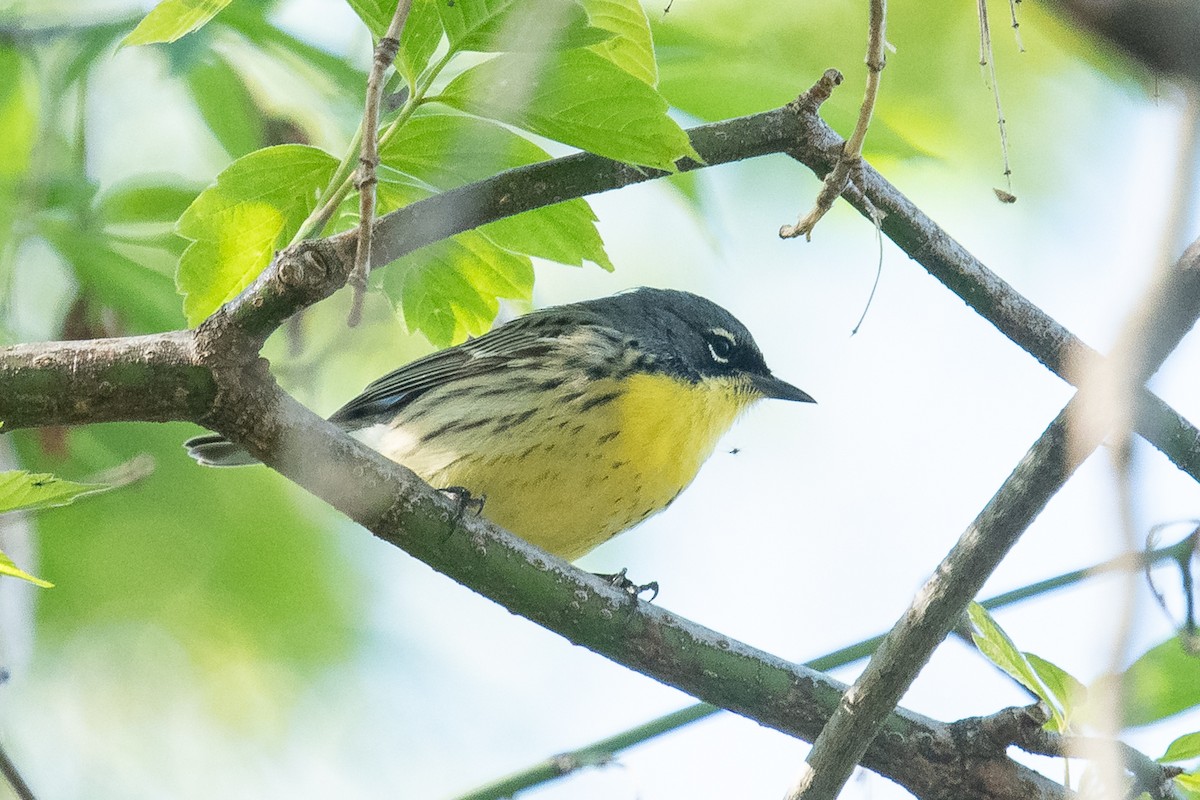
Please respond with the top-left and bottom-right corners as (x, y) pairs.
(1122, 636), (1200, 728)
(0, 469), (111, 587)
(14, 423), (360, 671)
(0, 0), (1197, 796)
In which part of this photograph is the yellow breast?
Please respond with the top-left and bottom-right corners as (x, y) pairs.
(397, 372), (756, 561)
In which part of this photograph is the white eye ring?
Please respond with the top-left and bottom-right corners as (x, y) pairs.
(707, 327), (735, 363)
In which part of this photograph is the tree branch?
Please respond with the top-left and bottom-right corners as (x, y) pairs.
(780, 0), (886, 240)
(1, 80), (1198, 800)
(192, 96), (1200, 493)
(970, 705), (1183, 800)
(0, 331), (211, 429)
(0, 739), (36, 800)
(455, 533), (1200, 800)
(781, 104), (1200, 483)
(194, 375), (1066, 800)
(787, 238), (1200, 800)
(215, 105), (801, 343)
(789, 401), (1084, 800)
(348, 0), (413, 327)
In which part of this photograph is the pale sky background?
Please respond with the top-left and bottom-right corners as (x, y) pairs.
(3, 1), (1200, 799)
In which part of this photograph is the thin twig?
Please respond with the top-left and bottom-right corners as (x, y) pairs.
(197, 380), (1068, 800)
(782, 237), (1200, 800)
(850, 215), (884, 335)
(1007, 0), (1025, 51)
(347, 0), (413, 328)
(0, 740), (36, 800)
(450, 533), (1200, 800)
(1088, 90), (1200, 797)
(780, 0), (886, 240)
(978, 0), (1014, 193)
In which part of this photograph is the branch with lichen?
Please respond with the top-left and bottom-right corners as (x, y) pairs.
(2, 74), (1200, 800)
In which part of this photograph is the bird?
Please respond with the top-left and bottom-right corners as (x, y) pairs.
(185, 287), (814, 561)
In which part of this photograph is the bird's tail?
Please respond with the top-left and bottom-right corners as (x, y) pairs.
(184, 434), (260, 467)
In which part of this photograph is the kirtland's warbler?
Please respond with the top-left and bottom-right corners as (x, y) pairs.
(186, 288), (814, 560)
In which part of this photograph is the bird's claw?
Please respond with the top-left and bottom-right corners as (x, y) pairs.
(438, 486), (485, 538)
(439, 485), (485, 517)
(596, 568), (659, 602)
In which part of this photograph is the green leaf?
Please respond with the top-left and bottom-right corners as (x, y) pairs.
(1025, 651), (1086, 728)
(1177, 772), (1200, 800)
(968, 603), (1062, 723)
(185, 55), (266, 158)
(0, 470), (109, 514)
(14, 423), (360, 677)
(381, 233), (534, 346)
(40, 220), (187, 334)
(373, 179), (533, 346)
(582, 0), (657, 85)
(438, 49), (698, 170)
(665, 168), (702, 206)
(0, 46), (38, 181)
(61, 20), (130, 88)
(97, 182), (206, 226)
(0, 550), (52, 589)
(379, 112), (611, 269)
(1161, 732), (1200, 764)
(398, 0), (445, 84)
(122, 0), (234, 47)
(348, 0), (445, 83)
(175, 145), (338, 325)
(345, 0), (395, 36)
(380, 110), (537, 188)
(1122, 636), (1200, 727)
(219, 4), (367, 90)
(439, 0), (612, 55)
(482, 208), (612, 271)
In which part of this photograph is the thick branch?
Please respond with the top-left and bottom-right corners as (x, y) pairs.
(792, 239), (1200, 800)
(456, 533), (1200, 800)
(199, 378), (1066, 800)
(202, 99), (1200, 484)
(0, 83), (1196, 800)
(780, 105), (1200, 481)
(971, 705), (1182, 800)
(0, 331), (211, 428)
(217, 106), (802, 342)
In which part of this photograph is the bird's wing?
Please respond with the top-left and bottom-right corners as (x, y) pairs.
(327, 307), (595, 430)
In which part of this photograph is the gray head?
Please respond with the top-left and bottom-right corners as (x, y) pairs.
(570, 288), (815, 403)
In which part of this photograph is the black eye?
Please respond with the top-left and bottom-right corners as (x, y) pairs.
(706, 331), (735, 363)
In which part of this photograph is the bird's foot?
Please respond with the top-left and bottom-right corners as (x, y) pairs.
(438, 486), (485, 536)
(595, 568), (659, 602)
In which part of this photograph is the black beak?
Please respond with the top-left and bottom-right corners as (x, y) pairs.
(748, 372), (816, 403)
